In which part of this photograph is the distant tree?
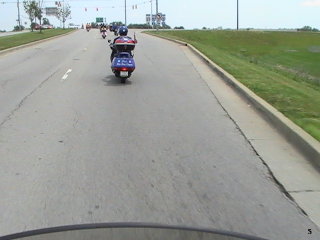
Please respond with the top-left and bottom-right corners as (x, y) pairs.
(174, 26), (184, 30)
(202, 27), (207, 30)
(160, 23), (171, 29)
(298, 26), (319, 32)
(56, 4), (71, 29)
(31, 22), (36, 30)
(13, 25), (25, 31)
(110, 21), (124, 26)
(300, 26), (312, 31)
(34, 1), (43, 33)
(23, 0), (38, 32)
(128, 24), (152, 29)
(43, 18), (50, 25)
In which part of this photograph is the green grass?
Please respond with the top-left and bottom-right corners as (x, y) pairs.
(147, 30), (320, 141)
(0, 29), (75, 51)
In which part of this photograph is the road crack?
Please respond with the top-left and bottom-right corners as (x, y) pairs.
(288, 190), (320, 193)
(0, 69), (61, 128)
(185, 48), (311, 218)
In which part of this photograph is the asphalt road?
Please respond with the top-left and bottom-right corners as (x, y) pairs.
(0, 30), (29, 37)
(0, 29), (319, 240)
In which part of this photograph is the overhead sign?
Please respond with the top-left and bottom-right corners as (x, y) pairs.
(96, 17), (103, 23)
(45, 7), (58, 16)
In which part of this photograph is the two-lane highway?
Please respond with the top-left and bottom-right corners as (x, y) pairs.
(0, 29), (319, 239)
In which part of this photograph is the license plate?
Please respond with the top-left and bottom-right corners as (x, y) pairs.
(120, 71), (128, 77)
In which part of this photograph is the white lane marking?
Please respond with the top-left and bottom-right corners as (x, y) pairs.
(61, 69), (72, 82)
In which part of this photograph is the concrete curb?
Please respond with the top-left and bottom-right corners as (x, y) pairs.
(145, 32), (320, 167)
(0, 30), (77, 56)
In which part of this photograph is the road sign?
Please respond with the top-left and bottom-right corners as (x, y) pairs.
(157, 13), (161, 24)
(45, 7), (58, 16)
(146, 14), (151, 23)
(96, 17), (103, 23)
(148, 13), (166, 25)
(152, 14), (156, 21)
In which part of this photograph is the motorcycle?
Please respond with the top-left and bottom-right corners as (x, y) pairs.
(101, 30), (107, 39)
(108, 37), (136, 84)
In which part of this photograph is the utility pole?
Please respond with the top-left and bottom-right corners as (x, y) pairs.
(38, 0), (43, 33)
(237, 0), (239, 30)
(125, 0), (127, 25)
(17, 0), (21, 30)
(156, 0), (158, 30)
(150, 0), (153, 28)
(63, 0), (65, 29)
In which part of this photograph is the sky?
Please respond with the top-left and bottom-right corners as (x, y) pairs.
(0, 0), (320, 31)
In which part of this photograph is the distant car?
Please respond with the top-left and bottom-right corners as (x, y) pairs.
(34, 24), (41, 30)
(42, 24), (54, 29)
(109, 25), (118, 32)
(34, 24), (53, 30)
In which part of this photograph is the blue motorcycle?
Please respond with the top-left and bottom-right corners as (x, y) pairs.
(108, 37), (136, 84)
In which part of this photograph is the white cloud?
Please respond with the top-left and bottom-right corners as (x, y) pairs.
(302, 0), (320, 6)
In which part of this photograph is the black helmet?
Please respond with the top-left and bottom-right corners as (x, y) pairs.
(118, 26), (128, 36)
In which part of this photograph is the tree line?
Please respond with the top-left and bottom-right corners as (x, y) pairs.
(15, 0), (71, 32)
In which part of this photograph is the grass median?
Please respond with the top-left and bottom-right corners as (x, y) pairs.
(0, 29), (75, 51)
(147, 30), (320, 141)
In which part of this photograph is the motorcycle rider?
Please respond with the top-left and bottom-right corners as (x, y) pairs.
(100, 23), (107, 32)
(110, 26), (137, 61)
(101, 24), (107, 37)
(86, 23), (91, 31)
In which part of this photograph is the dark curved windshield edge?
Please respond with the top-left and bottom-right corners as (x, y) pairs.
(0, 222), (269, 240)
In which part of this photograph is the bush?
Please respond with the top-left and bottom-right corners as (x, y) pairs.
(128, 24), (152, 29)
(128, 23), (171, 29)
(298, 26), (319, 32)
(13, 25), (25, 31)
(31, 22), (36, 30)
(160, 23), (171, 29)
